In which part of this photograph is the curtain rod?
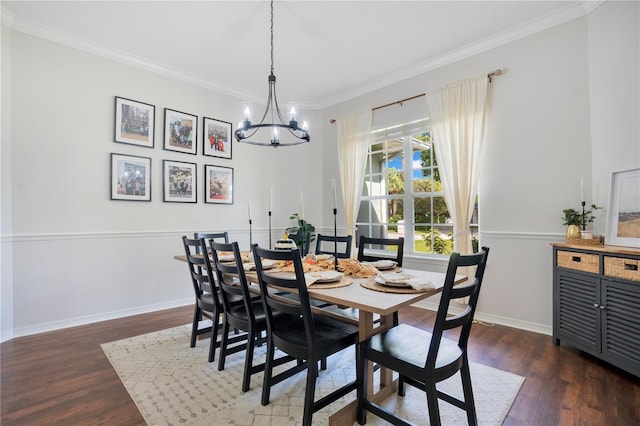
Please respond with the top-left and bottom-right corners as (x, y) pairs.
(329, 69), (502, 123)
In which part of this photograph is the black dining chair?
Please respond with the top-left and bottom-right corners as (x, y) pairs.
(182, 236), (226, 362)
(357, 235), (404, 267)
(315, 233), (353, 259)
(194, 231), (229, 253)
(209, 239), (295, 392)
(252, 245), (360, 426)
(357, 247), (490, 426)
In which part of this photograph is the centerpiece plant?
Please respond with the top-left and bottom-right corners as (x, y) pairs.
(285, 213), (316, 250)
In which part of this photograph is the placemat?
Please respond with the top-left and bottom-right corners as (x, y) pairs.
(309, 276), (353, 289)
(360, 277), (429, 293)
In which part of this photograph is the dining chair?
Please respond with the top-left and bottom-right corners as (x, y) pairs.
(193, 231), (229, 253)
(209, 239), (295, 392)
(356, 247), (490, 426)
(357, 235), (405, 267)
(252, 245), (360, 426)
(315, 233), (353, 259)
(181, 236), (226, 362)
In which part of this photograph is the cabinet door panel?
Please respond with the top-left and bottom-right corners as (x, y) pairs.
(557, 271), (600, 352)
(602, 280), (640, 376)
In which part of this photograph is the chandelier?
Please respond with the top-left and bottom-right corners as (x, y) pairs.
(234, 0), (310, 147)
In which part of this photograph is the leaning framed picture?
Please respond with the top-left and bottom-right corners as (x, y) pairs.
(114, 97), (155, 148)
(204, 165), (233, 204)
(163, 160), (197, 203)
(163, 108), (197, 154)
(607, 168), (640, 248)
(203, 117), (232, 159)
(110, 153), (151, 201)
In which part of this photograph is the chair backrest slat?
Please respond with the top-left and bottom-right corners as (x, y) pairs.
(425, 247), (489, 369)
(182, 236), (221, 307)
(252, 246), (319, 356)
(315, 234), (353, 259)
(209, 239), (255, 322)
(194, 232), (229, 253)
(357, 236), (404, 266)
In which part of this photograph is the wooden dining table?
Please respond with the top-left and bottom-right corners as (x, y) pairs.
(174, 253), (464, 425)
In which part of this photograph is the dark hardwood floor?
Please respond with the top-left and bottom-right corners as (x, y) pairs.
(2, 305), (639, 425)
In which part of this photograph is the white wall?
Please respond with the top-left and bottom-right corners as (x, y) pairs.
(2, 1), (638, 340)
(320, 2), (639, 334)
(1, 29), (324, 339)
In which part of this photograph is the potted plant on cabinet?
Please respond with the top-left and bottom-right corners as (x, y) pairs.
(562, 204), (601, 239)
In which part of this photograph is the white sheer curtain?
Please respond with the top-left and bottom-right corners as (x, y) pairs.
(337, 111), (372, 256)
(426, 75), (489, 256)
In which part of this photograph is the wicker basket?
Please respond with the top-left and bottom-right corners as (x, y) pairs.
(565, 237), (604, 246)
(604, 257), (640, 282)
(557, 250), (600, 274)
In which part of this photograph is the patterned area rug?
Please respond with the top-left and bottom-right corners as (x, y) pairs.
(101, 325), (524, 425)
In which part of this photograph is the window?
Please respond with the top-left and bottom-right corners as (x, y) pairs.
(357, 120), (478, 256)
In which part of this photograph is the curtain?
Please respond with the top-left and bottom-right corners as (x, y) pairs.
(426, 75), (489, 256)
(337, 111), (372, 256)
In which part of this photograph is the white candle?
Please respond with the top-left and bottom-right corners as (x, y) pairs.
(300, 192), (304, 220)
(248, 200), (252, 221)
(580, 178), (585, 201)
(331, 177), (337, 209)
(269, 187), (273, 212)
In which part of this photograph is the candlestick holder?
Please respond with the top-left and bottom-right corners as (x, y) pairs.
(581, 201), (586, 230)
(300, 219), (305, 257)
(249, 219), (253, 247)
(268, 211), (272, 249)
(333, 208), (338, 270)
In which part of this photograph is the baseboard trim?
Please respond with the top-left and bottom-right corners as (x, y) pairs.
(7, 298), (192, 341)
(412, 300), (552, 336)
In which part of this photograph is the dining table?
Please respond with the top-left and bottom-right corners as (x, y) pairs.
(174, 253), (465, 425)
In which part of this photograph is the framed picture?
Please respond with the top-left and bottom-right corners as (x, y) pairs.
(110, 153), (151, 201)
(607, 168), (640, 248)
(203, 117), (233, 159)
(204, 165), (233, 204)
(114, 97), (155, 148)
(163, 160), (197, 203)
(163, 108), (197, 154)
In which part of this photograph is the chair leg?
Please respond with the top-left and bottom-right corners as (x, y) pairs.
(398, 374), (405, 396)
(242, 330), (257, 393)
(460, 357), (478, 426)
(302, 361), (318, 426)
(190, 305), (200, 348)
(208, 310), (221, 363)
(425, 381), (442, 426)
(217, 319), (230, 371)
(261, 339), (276, 406)
(356, 347), (368, 425)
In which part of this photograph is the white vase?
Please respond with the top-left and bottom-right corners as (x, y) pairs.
(580, 230), (593, 239)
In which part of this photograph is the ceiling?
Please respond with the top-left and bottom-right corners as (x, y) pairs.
(2, 1), (600, 109)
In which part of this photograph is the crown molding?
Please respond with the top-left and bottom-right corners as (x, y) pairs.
(2, 1), (605, 110)
(316, 0), (605, 109)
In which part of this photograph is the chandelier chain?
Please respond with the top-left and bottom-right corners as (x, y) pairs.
(270, 0), (274, 75)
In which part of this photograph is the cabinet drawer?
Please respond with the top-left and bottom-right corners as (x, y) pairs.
(557, 250), (600, 274)
(604, 257), (640, 282)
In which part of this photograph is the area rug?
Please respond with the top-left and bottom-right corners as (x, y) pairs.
(101, 325), (524, 425)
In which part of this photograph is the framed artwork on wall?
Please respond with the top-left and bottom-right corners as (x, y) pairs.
(607, 168), (640, 248)
(110, 153), (151, 201)
(163, 160), (197, 203)
(204, 165), (233, 204)
(203, 117), (232, 159)
(114, 97), (155, 148)
(163, 108), (197, 154)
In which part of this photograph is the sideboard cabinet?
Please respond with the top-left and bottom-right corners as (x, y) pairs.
(552, 243), (640, 377)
